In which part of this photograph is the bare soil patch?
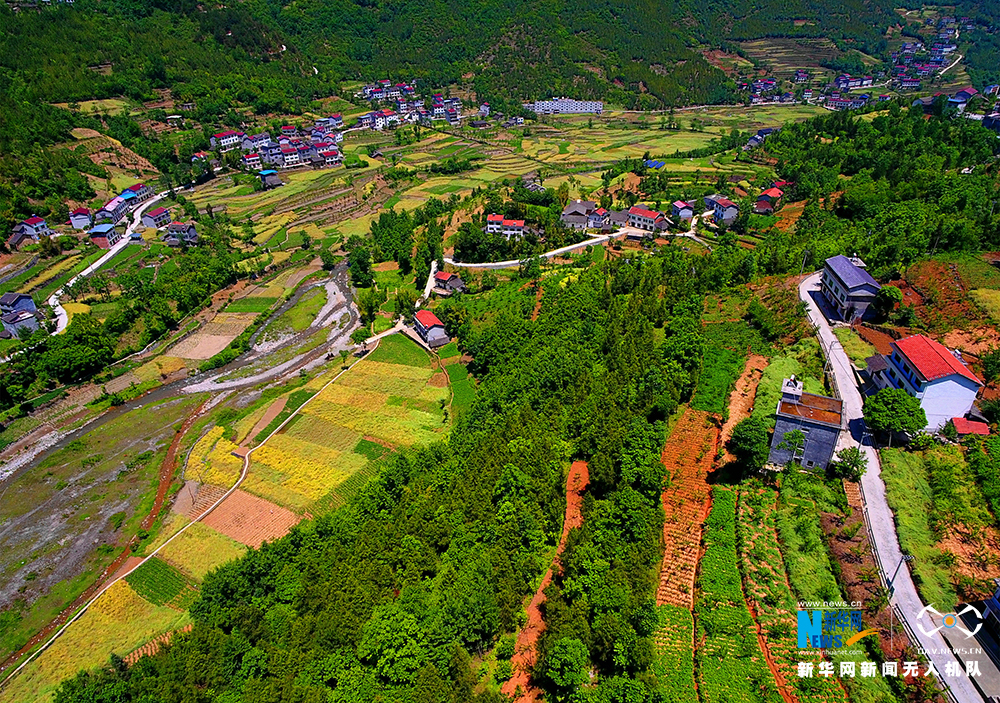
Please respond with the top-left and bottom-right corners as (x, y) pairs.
(942, 326), (1000, 357)
(854, 324), (896, 356)
(373, 261), (399, 272)
(502, 461), (589, 703)
(657, 408), (719, 608)
(169, 334), (235, 360)
(123, 624), (192, 665)
(242, 398), (287, 445)
(201, 489), (300, 548)
(719, 355), (769, 463)
(428, 372), (448, 388)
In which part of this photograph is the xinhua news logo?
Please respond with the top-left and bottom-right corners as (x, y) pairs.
(797, 609), (877, 649)
(915, 604), (983, 639)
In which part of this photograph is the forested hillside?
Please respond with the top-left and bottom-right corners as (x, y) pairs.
(0, 0), (911, 115)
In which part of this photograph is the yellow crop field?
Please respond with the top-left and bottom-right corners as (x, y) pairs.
(0, 581), (190, 703)
(62, 302), (91, 326)
(187, 426), (242, 488)
(158, 521), (247, 580)
(243, 334), (448, 514)
(134, 355), (188, 383)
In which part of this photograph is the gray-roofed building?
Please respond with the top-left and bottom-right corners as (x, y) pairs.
(561, 200), (596, 229)
(608, 210), (629, 226)
(821, 255), (881, 321)
(1, 310), (38, 337)
(767, 377), (844, 470)
(0, 293), (36, 315)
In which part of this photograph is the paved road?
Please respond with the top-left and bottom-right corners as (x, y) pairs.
(799, 272), (980, 703)
(48, 194), (168, 333)
(444, 234), (613, 269)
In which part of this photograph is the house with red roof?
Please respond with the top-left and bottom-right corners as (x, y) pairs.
(433, 271), (466, 293)
(210, 130), (246, 152)
(627, 205), (665, 231)
(124, 183), (154, 202)
(141, 206), (171, 229)
(869, 334), (982, 430)
(413, 309), (449, 347)
(12, 215), (53, 240)
(485, 213), (505, 235)
(712, 197), (738, 224)
(70, 207), (92, 230)
(242, 153), (262, 170)
(671, 200), (695, 220)
(502, 219), (525, 239)
(952, 417), (989, 437)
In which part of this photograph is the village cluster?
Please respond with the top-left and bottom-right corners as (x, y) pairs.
(9, 181), (199, 256)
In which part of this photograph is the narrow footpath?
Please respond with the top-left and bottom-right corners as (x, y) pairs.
(502, 460), (589, 702)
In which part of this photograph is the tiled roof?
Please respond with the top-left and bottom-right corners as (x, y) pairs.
(415, 309), (444, 328)
(893, 334), (981, 385)
(825, 255), (878, 290)
(23, 216), (44, 225)
(715, 198), (737, 208)
(71, 208), (89, 216)
(434, 271), (453, 282)
(628, 206), (660, 219)
(953, 418), (989, 435)
(486, 213), (504, 222)
(502, 219), (524, 227)
(146, 207), (167, 217)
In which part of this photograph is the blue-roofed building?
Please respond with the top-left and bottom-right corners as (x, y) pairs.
(259, 169), (283, 190)
(820, 255), (881, 321)
(88, 223), (122, 249)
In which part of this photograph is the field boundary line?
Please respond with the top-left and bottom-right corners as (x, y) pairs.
(0, 335), (384, 693)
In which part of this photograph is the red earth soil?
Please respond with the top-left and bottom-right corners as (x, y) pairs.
(719, 355), (769, 464)
(242, 397), (287, 446)
(201, 489), (301, 549)
(853, 323), (897, 356)
(530, 287), (544, 322)
(656, 408), (720, 608)
(502, 461), (590, 703)
(142, 400), (208, 531)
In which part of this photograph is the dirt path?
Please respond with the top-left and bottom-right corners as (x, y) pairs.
(242, 397), (286, 446)
(719, 354), (768, 463)
(656, 408), (719, 608)
(502, 461), (589, 702)
(530, 287), (544, 322)
(142, 400), (207, 531)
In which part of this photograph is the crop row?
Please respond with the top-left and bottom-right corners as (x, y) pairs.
(652, 605), (698, 703)
(125, 557), (197, 608)
(736, 485), (846, 703)
(695, 486), (782, 703)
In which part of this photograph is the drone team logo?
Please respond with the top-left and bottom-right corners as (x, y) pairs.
(915, 604), (982, 638)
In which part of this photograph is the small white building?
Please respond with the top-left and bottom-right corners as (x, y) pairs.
(141, 206), (171, 229)
(485, 213), (504, 235)
(210, 130), (246, 152)
(527, 98), (603, 114)
(69, 208), (92, 230)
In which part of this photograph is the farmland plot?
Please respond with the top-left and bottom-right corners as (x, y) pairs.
(244, 333), (448, 513)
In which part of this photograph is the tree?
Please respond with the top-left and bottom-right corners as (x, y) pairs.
(357, 287), (386, 325)
(863, 388), (927, 442)
(830, 446), (868, 482)
(543, 637), (589, 699)
(728, 415), (771, 473)
(394, 288), (418, 320)
(348, 246), (374, 288)
(777, 429), (805, 465)
(873, 285), (902, 320)
(320, 248), (338, 270)
(981, 346), (1000, 383)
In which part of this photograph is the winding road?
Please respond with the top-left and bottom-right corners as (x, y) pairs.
(49, 193), (169, 333)
(799, 272), (980, 703)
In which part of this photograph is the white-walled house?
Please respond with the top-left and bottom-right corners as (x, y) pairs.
(141, 206), (171, 228)
(868, 334), (982, 430)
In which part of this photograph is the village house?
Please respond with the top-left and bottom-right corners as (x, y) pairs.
(502, 218), (525, 239)
(767, 377), (844, 470)
(561, 200), (596, 229)
(241, 133), (271, 151)
(485, 213), (504, 235)
(320, 150), (342, 167)
(141, 206), (171, 229)
(191, 151), (211, 163)
(259, 170), (283, 190)
(210, 130), (246, 152)
(867, 334), (982, 431)
(373, 109), (398, 130)
(243, 153), (262, 170)
(69, 208), (92, 230)
(754, 187), (783, 214)
(820, 254), (880, 321)
(124, 183), (154, 203)
(588, 208), (609, 229)
(1, 310), (38, 337)
(627, 205), (668, 231)
(671, 200), (695, 220)
(413, 309), (449, 347)
(88, 223), (122, 249)
(7, 232), (34, 251)
(526, 98), (603, 115)
(0, 293), (37, 316)
(164, 222), (198, 247)
(795, 69), (809, 83)
(279, 147), (300, 167)
(12, 216), (53, 240)
(433, 271), (466, 293)
(952, 417), (989, 438)
(712, 197), (738, 225)
(95, 196), (128, 224)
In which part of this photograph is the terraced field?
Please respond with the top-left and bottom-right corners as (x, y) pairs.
(244, 333), (448, 513)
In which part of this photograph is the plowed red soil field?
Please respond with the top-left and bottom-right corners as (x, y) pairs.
(201, 489), (301, 549)
(124, 625), (192, 665)
(656, 408), (720, 608)
(502, 461), (589, 703)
